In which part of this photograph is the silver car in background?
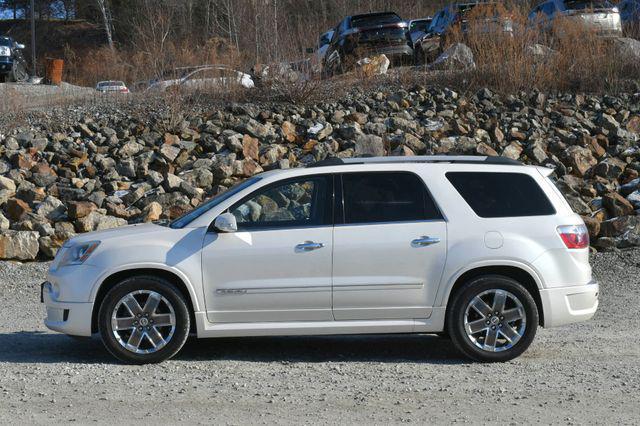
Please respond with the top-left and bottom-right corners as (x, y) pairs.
(529, 0), (622, 36)
(95, 80), (130, 94)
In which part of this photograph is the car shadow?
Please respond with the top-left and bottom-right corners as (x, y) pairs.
(0, 331), (466, 365)
(178, 334), (467, 364)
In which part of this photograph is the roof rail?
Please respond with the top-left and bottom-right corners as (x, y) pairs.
(307, 155), (523, 168)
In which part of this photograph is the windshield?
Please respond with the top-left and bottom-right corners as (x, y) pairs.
(0, 37), (12, 47)
(351, 13), (402, 27)
(99, 81), (123, 86)
(564, 0), (614, 10)
(170, 176), (261, 229)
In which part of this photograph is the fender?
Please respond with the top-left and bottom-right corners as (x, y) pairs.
(434, 258), (545, 308)
(89, 262), (202, 312)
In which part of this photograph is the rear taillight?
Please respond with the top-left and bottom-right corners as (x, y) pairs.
(557, 224), (589, 249)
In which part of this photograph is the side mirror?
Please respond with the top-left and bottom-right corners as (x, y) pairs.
(15, 43), (25, 50)
(213, 212), (237, 233)
(305, 47), (315, 54)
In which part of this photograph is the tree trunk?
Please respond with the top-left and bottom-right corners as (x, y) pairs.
(95, 0), (115, 51)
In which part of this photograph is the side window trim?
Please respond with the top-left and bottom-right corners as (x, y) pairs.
(225, 174), (334, 231)
(337, 170), (444, 226)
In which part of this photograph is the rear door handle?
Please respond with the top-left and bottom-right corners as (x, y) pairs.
(411, 236), (441, 247)
(296, 241), (325, 252)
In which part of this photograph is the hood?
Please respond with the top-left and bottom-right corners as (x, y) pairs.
(66, 223), (168, 246)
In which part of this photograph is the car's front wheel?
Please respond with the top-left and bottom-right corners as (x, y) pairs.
(446, 275), (538, 362)
(98, 276), (190, 364)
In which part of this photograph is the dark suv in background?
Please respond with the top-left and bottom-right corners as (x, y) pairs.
(617, 0), (640, 37)
(414, 2), (514, 64)
(323, 12), (413, 75)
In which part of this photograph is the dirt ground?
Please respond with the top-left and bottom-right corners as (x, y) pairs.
(0, 249), (639, 425)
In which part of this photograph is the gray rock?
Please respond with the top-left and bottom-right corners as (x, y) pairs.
(354, 134), (384, 157)
(430, 43), (475, 70)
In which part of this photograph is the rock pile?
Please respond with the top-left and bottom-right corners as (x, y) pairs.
(1, 86), (640, 259)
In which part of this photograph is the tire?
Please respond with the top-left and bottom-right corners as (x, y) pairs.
(98, 276), (190, 364)
(12, 62), (28, 82)
(446, 275), (538, 362)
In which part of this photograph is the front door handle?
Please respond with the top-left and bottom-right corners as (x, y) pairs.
(296, 241), (325, 252)
(411, 236), (441, 247)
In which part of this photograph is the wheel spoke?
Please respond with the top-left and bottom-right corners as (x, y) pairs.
(502, 307), (524, 323)
(151, 313), (174, 327)
(123, 295), (143, 316)
(114, 317), (136, 331)
(466, 318), (490, 334)
(470, 296), (492, 317)
(142, 292), (162, 314)
(492, 290), (507, 314)
(484, 328), (499, 351)
(127, 328), (144, 349)
(146, 327), (165, 348)
(499, 324), (521, 343)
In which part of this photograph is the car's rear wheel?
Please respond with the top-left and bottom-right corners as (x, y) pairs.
(98, 276), (190, 364)
(446, 275), (538, 362)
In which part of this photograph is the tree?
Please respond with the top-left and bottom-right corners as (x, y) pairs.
(95, 0), (115, 50)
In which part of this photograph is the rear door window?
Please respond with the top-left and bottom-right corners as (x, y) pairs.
(446, 172), (556, 218)
(341, 172), (442, 224)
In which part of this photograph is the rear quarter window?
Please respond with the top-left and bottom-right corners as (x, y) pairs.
(446, 172), (556, 218)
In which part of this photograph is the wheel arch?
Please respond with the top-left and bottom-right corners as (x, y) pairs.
(91, 267), (198, 334)
(444, 265), (545, 327)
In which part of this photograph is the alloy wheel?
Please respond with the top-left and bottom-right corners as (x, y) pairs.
(463, 289), (526, 352)
(111, 290), (176, 354)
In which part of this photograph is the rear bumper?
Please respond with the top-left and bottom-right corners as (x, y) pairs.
(42, 281), (93, 337)
(540, 280), (599, 328)
(348, 44), (414, 60)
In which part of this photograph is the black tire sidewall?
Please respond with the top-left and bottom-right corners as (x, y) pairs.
(447, 275), (538, 362)
(98, 276), (190, 364)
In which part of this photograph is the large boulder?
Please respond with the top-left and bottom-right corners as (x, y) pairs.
(613, 37), (640, 63)
(0, 231), (39, 260)
(430, 43), (475, 71)
(356, 54), (390, 77)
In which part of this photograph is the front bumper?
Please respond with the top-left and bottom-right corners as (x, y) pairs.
(540, 280), (599, 328)
(42, 281), (94, 336)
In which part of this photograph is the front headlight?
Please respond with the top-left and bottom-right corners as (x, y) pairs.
(57, 241), (101, 268)
(0, 46), (11, 56)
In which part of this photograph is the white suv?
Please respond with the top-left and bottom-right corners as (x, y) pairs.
(42, 156), (599, 364)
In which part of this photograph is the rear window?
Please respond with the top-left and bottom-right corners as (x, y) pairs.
(564, 1), (614, 10)
(446, 172), (555, 218)
(342, 172), (441, 224)
(351, 13), (402, 28)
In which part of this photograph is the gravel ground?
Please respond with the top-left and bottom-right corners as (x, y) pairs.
(0, 250), (639, 425)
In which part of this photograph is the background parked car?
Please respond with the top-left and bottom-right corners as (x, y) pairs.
(323, 12), (412, 76)
(528, 0), (622, 37)
(0, 36), (28, 83)
(618, 0), (640, 37)
(312, 29), (334, 74)
(95, 80), (130, 94)
(148, 65), (254, 92)
(407, 17), (433, 47)
(415, 2), (513, 65)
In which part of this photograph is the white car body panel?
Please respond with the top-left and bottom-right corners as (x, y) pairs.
(43, 157), (599, 339)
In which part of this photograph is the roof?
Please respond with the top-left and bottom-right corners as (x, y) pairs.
(307, 156), (523, 168)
